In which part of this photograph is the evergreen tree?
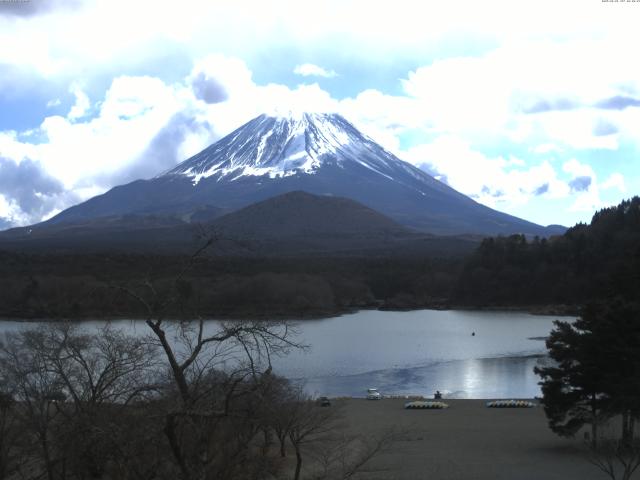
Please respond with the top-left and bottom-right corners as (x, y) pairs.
(586, 301), (640, 444)
(535, 300), (640, 446)
(535, 315), (610, 445)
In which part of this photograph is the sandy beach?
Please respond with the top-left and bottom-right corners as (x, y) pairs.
(334, 398), (603, 480)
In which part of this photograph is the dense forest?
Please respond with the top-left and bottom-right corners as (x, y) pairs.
(0, 197), (638, 320)
(0, 252), (461, 319)
(456, 196), (640, 307)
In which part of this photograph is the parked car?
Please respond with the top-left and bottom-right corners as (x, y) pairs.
(317, 396), (331, 407)
(366, 388), (382, 400)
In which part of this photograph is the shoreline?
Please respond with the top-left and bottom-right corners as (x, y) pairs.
(331, 395), (542, 401)
(0, 303), (579, 323)
(298, 353), (548, 400)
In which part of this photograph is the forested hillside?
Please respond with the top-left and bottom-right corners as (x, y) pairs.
(1, 197), (638, 320)
(455, 197), (640, 306)
(0, 253), (461, 320)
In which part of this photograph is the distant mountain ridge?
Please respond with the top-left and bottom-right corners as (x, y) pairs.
(0, 191), (478, 256)
(44, 112), (564, 237)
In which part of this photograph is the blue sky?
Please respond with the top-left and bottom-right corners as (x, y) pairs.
(0, 0), (638, 229)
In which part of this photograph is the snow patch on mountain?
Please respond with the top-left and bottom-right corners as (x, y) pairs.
(160, 111), (462, 202)
(163, 112), (413, 185)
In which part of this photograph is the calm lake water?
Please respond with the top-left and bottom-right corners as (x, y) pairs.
(0, 309), (568, 399)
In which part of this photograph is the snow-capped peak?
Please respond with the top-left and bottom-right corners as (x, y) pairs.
(162, 112), (436, 188)
(270, 108), (314, 122)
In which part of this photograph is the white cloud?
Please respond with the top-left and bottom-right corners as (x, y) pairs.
(0, 130), (38, 162)
(398, 38), (640, 149)
(0, 194), (13, 219)
(569, 189), (602, 213)
(563, 158), (595, 179)
(0, 192), (36, 227)
(184, 55), (341, 134)
(401, 136), (570, 209)
(1, 74), (187, 191)
(46, 98), (61, 108)
(293, 63), (337, 78)
(68, 83), (90, 120)
(531, 143), (562, 154)
(188, 54), (254, 100)
(261, 83), (339, 116)
(601, 172), (626, 193)
(2, 0), (635, 84)
(530, 111), (619, 151)
(560, 159), (604, 212)
(338, 89), (423, 153)
(397, 137), (618, 221)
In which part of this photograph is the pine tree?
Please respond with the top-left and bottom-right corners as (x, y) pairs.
(535, 300), (640, 446)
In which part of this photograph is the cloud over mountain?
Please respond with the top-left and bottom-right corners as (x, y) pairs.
(0, 157), (73, 226)
(0, 0), (637, 229)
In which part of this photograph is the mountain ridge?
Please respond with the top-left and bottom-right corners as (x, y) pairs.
(43, 112), (563, 237)
(0, 191), (479, 257)
(212, 190), (410, 238)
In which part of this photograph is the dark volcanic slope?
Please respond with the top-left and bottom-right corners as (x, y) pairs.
(0, 192), (478, 256)
(212, 191), (480, 256)
(44, 113), (563, 237)
(0, 214), (197, 253)
(212, 190), (409, 238)
(208, 191), (436, 255)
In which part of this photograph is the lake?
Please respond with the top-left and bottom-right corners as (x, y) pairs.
(0, 309), (567, 399)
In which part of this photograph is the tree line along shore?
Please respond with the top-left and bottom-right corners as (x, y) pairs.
(0, 197), (638, 320)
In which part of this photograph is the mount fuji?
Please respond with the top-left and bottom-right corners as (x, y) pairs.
(42, 112), (561, 237)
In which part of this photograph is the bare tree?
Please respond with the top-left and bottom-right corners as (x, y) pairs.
(286, 394), (343, 480)
(29, 323), (159, 408)
(0, 389), (23, 479)
(587, 436), (640, 480)
(47, 323), (159, 478)
(0, 329), (68, 480)
(0, 323), (160, 480)
(266, 377), (300, 459)
(114, 237), (306, 480)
